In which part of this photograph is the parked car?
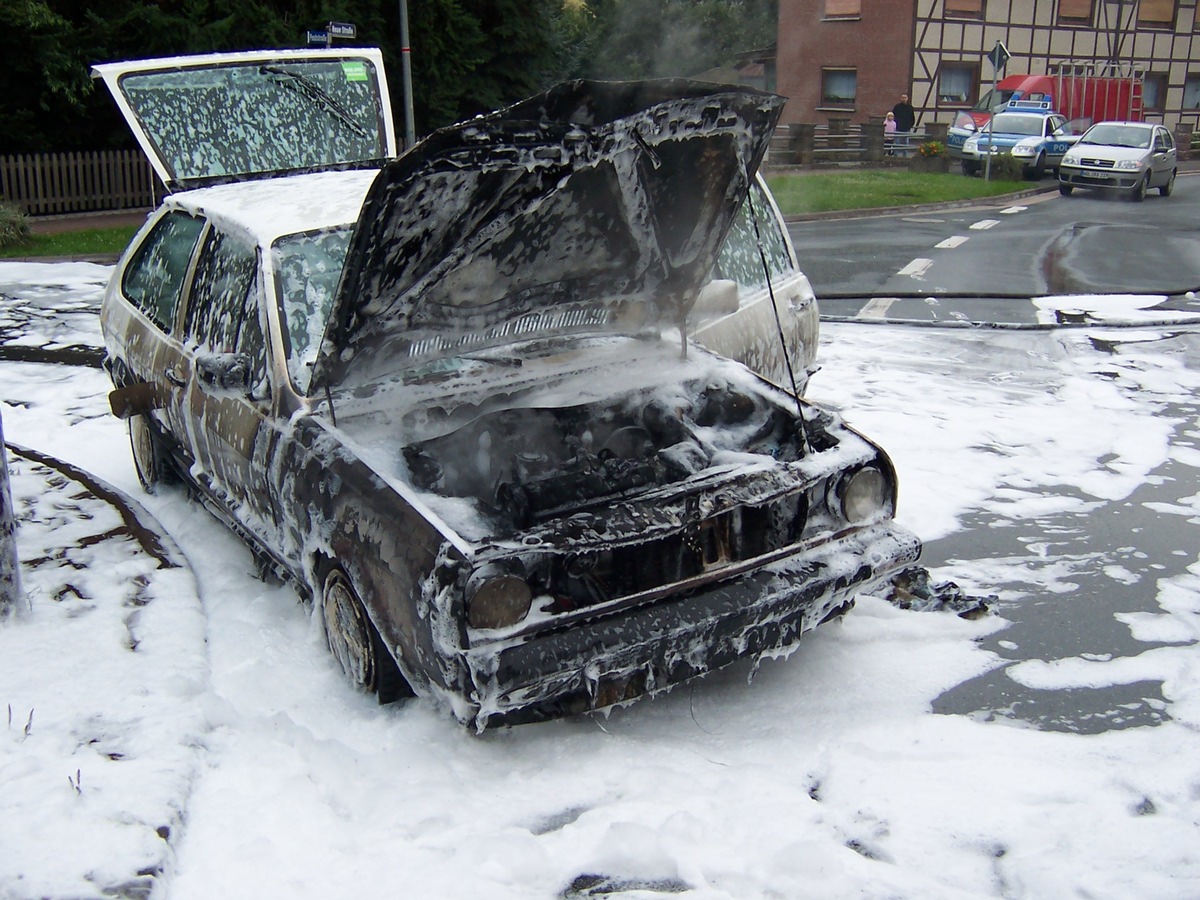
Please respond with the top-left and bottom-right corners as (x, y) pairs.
(959, 101), (1078, 177)
(1057, 121), (1177, 201)
(93, 49), (920, 729)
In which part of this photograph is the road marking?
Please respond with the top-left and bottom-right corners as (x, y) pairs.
(970, 219), (1001, 230)
(857, 297), (899, 319)
(935, 235), (969, 249)
(897, 258), (934, 277)
(1000, 206), (1027, 214)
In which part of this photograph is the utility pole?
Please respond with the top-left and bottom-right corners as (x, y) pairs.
(399, 0), (416, 150)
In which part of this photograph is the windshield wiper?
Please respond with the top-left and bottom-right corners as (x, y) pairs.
(260, 65), (368, 138)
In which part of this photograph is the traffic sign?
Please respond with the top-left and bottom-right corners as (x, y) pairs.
(328, 21), (356, 38)
(987, 41), (1010, 71)
(306, 30), (327, 44)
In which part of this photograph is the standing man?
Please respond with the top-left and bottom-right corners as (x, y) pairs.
(891, 92), (916, 134)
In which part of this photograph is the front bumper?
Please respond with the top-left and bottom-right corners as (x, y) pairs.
(460, 520), (921, 728)
(1059, 165), (1143, 190)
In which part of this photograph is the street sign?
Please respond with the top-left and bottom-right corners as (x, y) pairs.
(328, 21), (356, 39)
(306, 30), (327, 44)
(987, 41), (1011, 72)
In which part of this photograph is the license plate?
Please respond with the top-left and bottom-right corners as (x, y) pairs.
(1081, 171), (1108, 178)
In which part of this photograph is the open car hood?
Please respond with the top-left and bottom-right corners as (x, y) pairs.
(92, 49), (395, 191)
(312, 79), (784, 393)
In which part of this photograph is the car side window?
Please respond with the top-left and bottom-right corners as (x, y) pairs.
(272, 228), (352, 395)
(187, 229), (267, 393)
(1155, 129), (1173, 152)
(121, 211), (205, 334)
(713, 182), (796, 294)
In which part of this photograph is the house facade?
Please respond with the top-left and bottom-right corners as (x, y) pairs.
(776, 0), (1200, 131)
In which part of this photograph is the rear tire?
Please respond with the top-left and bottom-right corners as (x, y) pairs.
(128, 414), (175, 494)
(1160, 169), (1176, 197)
(1058, 183), (1073, 196)
(1131, 174), (1148, 202)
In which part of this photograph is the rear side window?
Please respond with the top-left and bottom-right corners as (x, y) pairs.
(714, 181), (796, 293)
(122, 211), (205, 333)
(187, 229), (267, 391)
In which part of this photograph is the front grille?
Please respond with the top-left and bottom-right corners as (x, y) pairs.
(1080, 158), (1115, 168)
(544, 492), (810, 613)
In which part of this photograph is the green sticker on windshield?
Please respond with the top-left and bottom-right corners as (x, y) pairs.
(342, 61), (368, 83)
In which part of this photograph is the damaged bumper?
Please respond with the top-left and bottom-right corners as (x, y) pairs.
(461, 521), (920, 728)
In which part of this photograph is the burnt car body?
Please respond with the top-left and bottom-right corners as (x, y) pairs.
(94, 49), (920, 728)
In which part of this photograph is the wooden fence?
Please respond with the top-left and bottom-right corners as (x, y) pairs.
(0, 150), (159, 216)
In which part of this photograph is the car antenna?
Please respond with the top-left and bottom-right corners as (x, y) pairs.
(747, 190), (810, 455)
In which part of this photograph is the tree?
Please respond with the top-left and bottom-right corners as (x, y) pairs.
(0, 408), (22, 620)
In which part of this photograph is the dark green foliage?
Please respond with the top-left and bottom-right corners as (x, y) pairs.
(988, 155), (1027, 182)
(0, 0), (778, 152)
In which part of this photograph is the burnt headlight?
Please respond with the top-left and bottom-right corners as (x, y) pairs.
(834, 466), (892, 525)
(466, 568), (533, 630)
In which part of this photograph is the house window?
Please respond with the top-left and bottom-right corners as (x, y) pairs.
(1184, 74), (1200, 109)
(945, 0), (984, 18)
(1137, 0), (1175, 26)
(824, 0), (861, 17)
(1142, 73), (1167, 111)
(820, 69), (857, 107)
(938, 64), (978, 104)
(1057, 0), (1093, 23)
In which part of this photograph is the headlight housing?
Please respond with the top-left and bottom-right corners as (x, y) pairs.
(466, 569), (533, 629)
(833, 466), (893, 525)
(964, 138), (979, 151)
(1061, 152), (1080, 166)
(1115, 159), (1143, 170)
(1010, 139), (1039, 157)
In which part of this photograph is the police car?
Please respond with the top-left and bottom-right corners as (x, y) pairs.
(960, 100), (1079, 177)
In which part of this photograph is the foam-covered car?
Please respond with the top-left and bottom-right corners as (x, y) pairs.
(94, 49), (920, 728)
(960, 101), (1078, 177)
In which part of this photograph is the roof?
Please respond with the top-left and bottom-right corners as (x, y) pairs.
(162, 169), (377, 246)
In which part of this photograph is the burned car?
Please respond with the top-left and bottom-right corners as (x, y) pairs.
(94, 49), (920, 728)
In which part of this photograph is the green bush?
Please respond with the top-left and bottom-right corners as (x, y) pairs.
(0, 201), (31, 249)
(988, 154), (1026, 182)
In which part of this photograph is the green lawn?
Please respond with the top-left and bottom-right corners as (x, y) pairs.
(0, 226), (141, 260)
(766, 169), (1032, 216)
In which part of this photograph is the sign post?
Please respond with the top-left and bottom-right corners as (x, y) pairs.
(0, 409), (22, 621)
(399, 0), (416, 150)
(984, 41), (1010, 182)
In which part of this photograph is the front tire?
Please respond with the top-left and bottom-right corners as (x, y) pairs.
(319, 567), (413, 702)
(1131, 174), (1149, 202)
(961, 160), (979, 177)
(1058, 183), (1073, 196)
(1160, 169), (1176, 197)
(1032, 152), (1046, 179)
(128, 414), (175, 494)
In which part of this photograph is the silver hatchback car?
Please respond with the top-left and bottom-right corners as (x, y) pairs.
(1057, 121), (1177, 201)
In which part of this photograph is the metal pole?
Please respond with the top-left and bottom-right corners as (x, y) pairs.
(984, 61), (997, 182)
(399, 0), (416, 150)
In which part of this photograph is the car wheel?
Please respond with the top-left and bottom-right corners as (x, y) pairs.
(320, 567), (413, 702)
(128, 414), (176, 493)
(1131, 174), (1148, 202)
(961, 161), (978, 177)
(1160, 169), (1176, 197)
(1033, 152), (1046, 178)
(1058, 183), (1073, 196)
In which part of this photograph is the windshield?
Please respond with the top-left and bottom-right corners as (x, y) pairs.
(988, 114), (1045, 136)
(110, 55), (388, 186)
(1081, 124), (1152, 149)
(973, 89), (1016, 113)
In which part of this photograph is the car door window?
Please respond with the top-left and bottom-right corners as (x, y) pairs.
(122, 211), (205, 333)
(187, 229), (267, 393)
(273, 227), (353, 395)
(713, 182), (795, 294)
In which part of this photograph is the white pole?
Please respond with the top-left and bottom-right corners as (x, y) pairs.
(399, 0), (416, 150)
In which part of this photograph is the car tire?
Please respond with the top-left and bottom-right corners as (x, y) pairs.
(1160, 169), (1176, 197)
(320, 567), (412, 702)
(961, 161), (979, 177)
(1033, 152), (1046, 178)
(128, 414), (176, 494)
(1131, 174), (1149, 202)
(1058, 183), (1073, 196)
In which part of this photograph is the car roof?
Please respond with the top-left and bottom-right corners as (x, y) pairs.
(163, 169), (376, 246)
